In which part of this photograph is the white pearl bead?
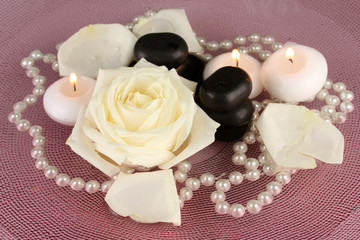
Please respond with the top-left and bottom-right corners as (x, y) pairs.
(85, 180), (100, 194)
(32, 75), (46, 86)
(254, 134), (262, 143)
(244, 158), (259, 169)
(24, 94), (37, 105)
(21, 57), (34, 68)
(340, 90), (354, 101)
(32, 135), (46, 147)
(101, 181), (113, 193)
(16, 119), (31, 131)
(260, 143), (267, 152)
(237, 47), (249, 54)
(35, 157), (49, 170)
(340, 101), (354, 113)
(247, 33), (260, 42)
(44, 166), (59, 179)
(43, 54), (56, 63)
(185, 178), (201, 191)
(179, 196), (185, 209)
(258, 152), (270, 165)
(144, 9), (156, 17)
(230, 204), (245, 218)
(257, 191), (273, 205)
(316, 89), (329, 100)
(252, 112), (260, 121)
(13, 101), (27, 112)
(201, 53), (213, 61)
(8, 112), (21, 123)
(272, 42), (283, 51)
(232, 141), (248, 153)
(261, 35), (274, 44)
(55, 174), (71, 187)
(197, 36), (207, 46)
(219, 40), (233, 49)
(70, 177), (85, 191)
(177, 160), (192, 173)
(211, 190), (226, 203)
(216, 179), (231, 192)
(262, 99), (272, 108)
(32, 86), (45, 96)
(206, 41), (219, 51)
(31, 147), (45, 159)
(321, 114), (333, 123)
(259, 50), (271, 61)
(200, 173), (215, 186)
(195, 46), (205, 55)
(249, 122), (258, 133)
(234, 35), (246, 45)
(132, 15), (144, 24)
(215, 201), (230, 214)
(229, 171), (244, 185)
(180, 187), (193, 201)
(246, 200), (262, 214)
(125, 22), (134, 30)
(52, 61), (59, 72)
(332, 112), (347, 124)
(245, 169), (260, 181)
(174, 170), (187, 183)
(262, 163), (276, 176)
(29, 125), (43, 137)
(325, 95), (340, 106)
(333, 82), (346, 92)
(266, 181), (282, 195)
(243, 132), (256, 144)
(276, 172), (291, 185)
(321, 105), (336, 115)
(311, 109), (321, 116)
(249, 43), (262, 53)
(26, 67), (40, 78)
(252, 101), (262, 112)
(232, 153), (247, 165)
(30, 50), (43, 60)
(323, 78), (333, 89)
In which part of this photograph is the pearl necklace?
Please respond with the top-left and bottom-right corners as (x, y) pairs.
(8, 9), (355, 218)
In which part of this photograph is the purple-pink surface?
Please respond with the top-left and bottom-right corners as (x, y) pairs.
(1, 0), (359, 239)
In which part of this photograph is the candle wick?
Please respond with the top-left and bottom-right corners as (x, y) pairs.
(73, 83), (77, 95)
(289, 58), (293, 64)
(236, 59), (239, 67)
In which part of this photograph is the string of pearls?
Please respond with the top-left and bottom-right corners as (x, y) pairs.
(8, 9), (354, 218)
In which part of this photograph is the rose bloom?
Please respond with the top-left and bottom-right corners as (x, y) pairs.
(67, 59), (219, 177)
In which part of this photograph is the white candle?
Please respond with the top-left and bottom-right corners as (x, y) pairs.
(203, 51), (263, 99)
(260, 44), (328, 102)
(43, 73), (96, 126)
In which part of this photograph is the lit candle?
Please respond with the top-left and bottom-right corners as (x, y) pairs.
(260, 44), (328, 102)
(203, 50), (263, 99)
(43, 73), (96, 126)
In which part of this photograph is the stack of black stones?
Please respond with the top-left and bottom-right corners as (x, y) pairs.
(133, 32), (254, 141)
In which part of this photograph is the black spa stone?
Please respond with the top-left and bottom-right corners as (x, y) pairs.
(176, 54), (205, 84)
(199, 66), (252, 111)
(215, 122), (250, 141)
(134, 33), (188, 69)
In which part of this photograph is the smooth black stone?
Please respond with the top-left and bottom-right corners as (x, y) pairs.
(215, 122), (250, 141)
(176, 54), (204, 84)
(199, 66), (252, 111)
(196, 98), (254, 126)
(134, 33), (188, 69)
(128, 60), (137, 67)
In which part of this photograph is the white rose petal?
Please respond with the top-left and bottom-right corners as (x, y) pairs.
(58, 24), (137, 78)
(133, 9), (202, 53)
(255, 103), (344, 169)
(105, 169), (181, 225)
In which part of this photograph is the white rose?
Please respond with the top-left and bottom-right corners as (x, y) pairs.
(66, 59), (219, 177)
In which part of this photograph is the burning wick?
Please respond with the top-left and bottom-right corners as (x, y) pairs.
(70, 73), (77, 95)
(286, 48), (294, 64)
(232, 49), (240, 67)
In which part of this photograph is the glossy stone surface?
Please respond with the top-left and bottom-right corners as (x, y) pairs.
(134, 32), (188, 69)
(176, 54), (204, 84)
(215, 122), (250, 141)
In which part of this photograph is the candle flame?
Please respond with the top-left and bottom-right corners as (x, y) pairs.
(70, 73), (77, 94)
(286, 48), (294, 63)
(232, 49), (240, 67)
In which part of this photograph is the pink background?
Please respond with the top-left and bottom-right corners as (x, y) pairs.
(1, 0), (359, 239)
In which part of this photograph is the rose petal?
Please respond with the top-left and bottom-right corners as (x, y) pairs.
(58, 24), (137, 77)
(66, 107), (120, 177)
(255, 103), (344, 169)
(132, 9), (201, 53)
(159, 107), (220, 169)
(105, 169), (181, 225)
